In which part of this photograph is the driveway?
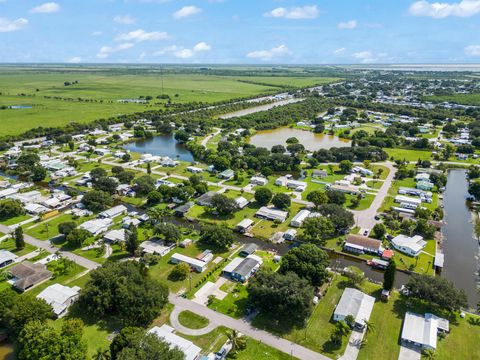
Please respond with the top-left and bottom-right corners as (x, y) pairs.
(339, 329), (364, 360)
(398, 345), (421, 360)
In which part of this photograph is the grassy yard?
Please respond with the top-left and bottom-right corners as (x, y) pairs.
(0, 237), (36, 256)
(177, 310), (210, 329)
(0, 214), (32, 226)
(25, 213), (92, 241)
(208, 282), (250, 319)
(385, 148), (433, 162)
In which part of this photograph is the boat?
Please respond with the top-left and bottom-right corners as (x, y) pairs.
(366, 258), (389, 270)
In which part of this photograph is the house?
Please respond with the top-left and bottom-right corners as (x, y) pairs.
(250, 176), (268, 186)
(170, 253), (208, 273)
(218, 169), (234, 180)
(103, 229), (126, 243)
(255, 206), (288, 223)
(196, 191), (217, 207)
(415, 173), (430, 182)
(329, 184), (359, 195)
(0, 250), (17, 268)
(148, 325), (201, 360)
(275, 176), (307, 192)
(140, 240), (175, 256)
(283, 229), (297, 241)
(344, 235), (383, 255)
(236, 218), (254, 233)
(79, 218), (112, 236)
(333, 288), (375, 329)
(234, 196), (249, 209)
(161, 158), (178, 167)
(394, 195), (422, 207)
(312, 169), (328, 178)
(401, 312), (449, 350)
(417, 180), (434, 191)
(36, 284), (81, 318)
(186, 166), (203, 174)
(173, 202), (194, 217)
(391, 234), (426, 256)
(122, 217), (141, 228)
(290, 209), (311, 228)
(239, 243), (258, 257)
(8, 261), (52, 292)
(98, 205), (127, 219)
(352, 166), (374, 177)
(24, 203), (49, 215)
(223, 255), (263, 283)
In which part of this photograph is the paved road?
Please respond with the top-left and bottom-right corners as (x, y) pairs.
(169, 294), (330, 360)
(169, 305), (218, 336)
(351, 162), (397, 230)
(0, 224), (100, 271)
(200, 128), (221, 147)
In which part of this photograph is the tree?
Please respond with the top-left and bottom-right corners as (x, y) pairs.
(363, 319), (376, 340)
(31, 165), (47, 182)
(146, 162), (151, 175)
(317, 204), (355, 232)
(66, 228), (90, 247)
(200, 224), (234, 249)
(301, 216), (335, 245)
(116, 332), (184, 360)
(82, 190), (113, 212)
(93, 177), (119, 195)
(116, 171), (135, 185)
(0, 290), (53, 338)
(475, 218), (480, 241)
(306, 190), (328, 208)
(279, 244), (330, 286)
(406, 274), (467, 312)
(134, 176), (156, 196)
(90, 167), (108, 181)
(248, 270), (314, 325)
(272, 193), (291, 210)
(58, 221), (77, 237)
(211, 193), (238, 215)
(168, 263), (190, 281)
(79, 262), (169, 326)
(110, 327), (141, 360)
(344, 266), (365, 288)
(371, 223), (386, 240)
(227, 329), (246, 354)
(154, 222), (182, 244)
(147, 190), (163, 206)
(254, 187), (273, 206)
(339, 160), (353, 174)
(422, 349), (437, 360)
(383, 260), (396, 291)
(0, 198), (25, 219)
(213, 156), (230, 172)
(326, 189), (346, 205)
(126, 224), (139, 255)
(14, 226), (25, 250)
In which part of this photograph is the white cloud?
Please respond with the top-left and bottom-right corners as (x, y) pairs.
(246, 44), (291, 61)
(68, 57), (82, 63)
(30, 2), (60, 13)
(113, 15), (136, 24)
(174, 49), (195, 58)
(264, 5), (319, 19)
(193, 42), (211, 52)
(0, 17), (28, 32)
(465, 44), (480, 55)
(97, 43), (134, 59)
(333, 47), (347, 55)
(116, 29), (168, 42)
(408, 0), (480, 18)
(91, 31), (102, 36)
(173, 5), (202, 19)
(352, 51), (376, 63)
(338, 20), (357, 29)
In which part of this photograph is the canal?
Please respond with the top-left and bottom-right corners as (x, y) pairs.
(442, 169), (480, 308)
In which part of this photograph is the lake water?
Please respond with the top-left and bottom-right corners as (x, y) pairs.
(249, 127), (351, 151)
(124, 134), (194, 162)
(442, 169), (480, 308)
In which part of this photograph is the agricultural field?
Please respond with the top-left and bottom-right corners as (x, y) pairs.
(425, 93), (480, 106)
(0, 67), (338, 136)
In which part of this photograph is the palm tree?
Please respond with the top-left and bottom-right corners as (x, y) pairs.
(227, 329), (246, 354)
(422, 348), (436, 360)
(363, 319), (376, 340)
(93, 348), (110, 360)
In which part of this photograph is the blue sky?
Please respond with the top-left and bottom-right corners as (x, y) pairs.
(0, 0), (479, 64)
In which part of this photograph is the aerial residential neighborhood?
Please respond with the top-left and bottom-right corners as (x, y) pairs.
(0, 1), (480, 360)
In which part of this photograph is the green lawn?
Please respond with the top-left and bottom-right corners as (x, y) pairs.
(0, 214), (32, 226)
(0, 237), (36, 256)
(425, 93), (480, 106)
(177, 310), (210, 329)
(25, 213), (89, 240)
(208, 282), (250, 319)
(385, 148), (433, 162)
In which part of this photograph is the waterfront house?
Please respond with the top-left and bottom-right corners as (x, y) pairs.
(333, 288), (375, 329)
(391, 234), (426, 256)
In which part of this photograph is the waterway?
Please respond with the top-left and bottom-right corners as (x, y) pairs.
(442, 169), (480, 308)
(249, 127), (350, 151)
(123, 134), (194, 162)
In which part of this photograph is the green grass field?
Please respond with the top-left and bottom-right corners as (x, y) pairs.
(425, 93), (480, 106)
(0, 68), (338, 136)
(177, 310), (210, 329)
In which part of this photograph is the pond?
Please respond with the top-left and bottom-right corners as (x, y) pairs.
(442, 169), (480, 308)
(249, 127), (351, 151)
(9, 105), (32, 109)
(123, 134), (194, 162)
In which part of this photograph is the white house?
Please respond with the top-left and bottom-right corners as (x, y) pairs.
(186, 166), (203, 174)
(250, 176), (268, 186)
(148, 325), (201, 360)
(255, 206), (288, 223)
(170, 253), (208, 273)
(80, 218), (112, 236)
(98, 205), (127, 219)
(24, 203), (49, 215)
(401, 312), (449, 350)
(333, 287), (375, 329)
(391, 234), (426, 256)
(103, 229), (126, 243)
(36, 284), (81, 318)
(0, 250), (18, 268)
(234, 196), (249, 209)
(290, 209), (311, 228)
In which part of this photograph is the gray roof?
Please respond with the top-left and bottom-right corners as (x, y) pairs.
(334, 288), (375, 327)
(9, 261), (52, 291)
(233, 257), (261, 277)
(239, 243), (258, 256)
